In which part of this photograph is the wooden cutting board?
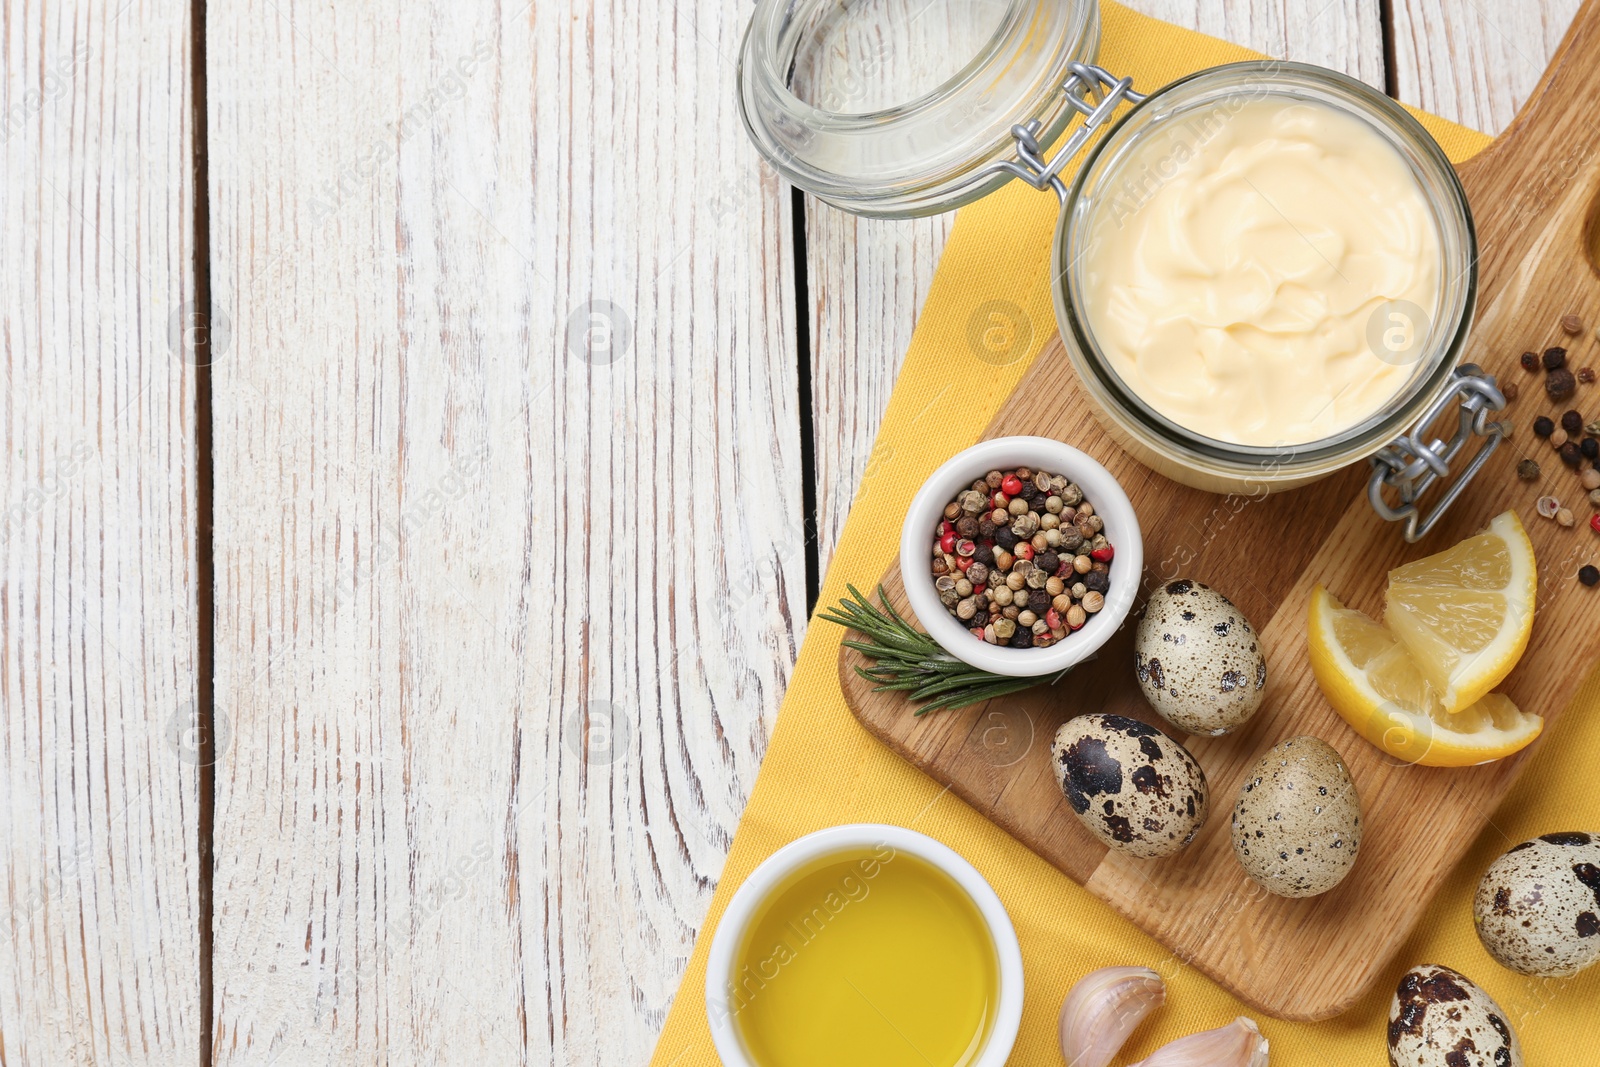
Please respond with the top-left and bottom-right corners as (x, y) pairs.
(838, 2), (1600, 1023)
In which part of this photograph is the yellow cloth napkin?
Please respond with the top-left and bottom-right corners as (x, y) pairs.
(651, 3), (1600, 1063)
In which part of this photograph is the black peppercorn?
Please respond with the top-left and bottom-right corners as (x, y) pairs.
(1544, 346), (1568, 370)
(1521, 351), (1540, 372)
(1547, 368), (1578, 401)
(977, 517), (997, 539)
(971, 610), (989, 629)
(973, 543), (995, 566)
(1028, 589), (1051, 613)
(1084, 571), (1110, 594)
(1009, 629), (1034, 649)
(994, 527), (1018, 550)
(1583, 437), (1600, 461)
(1560, 442), (1583, 469)
(1580, 564), (1600, 588)
(1533, 415), (1555, 438)
(1562, 410), (1584, 435)
(1036, 551), (1059, 574)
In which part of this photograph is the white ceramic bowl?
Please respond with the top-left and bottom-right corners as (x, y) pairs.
(900, 436), (1143, 678)
(704, 824), (1024, 1067)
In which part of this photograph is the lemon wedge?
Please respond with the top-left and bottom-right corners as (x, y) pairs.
(1383, 510), (1537, 715)
(1309, 586), (1541, 767)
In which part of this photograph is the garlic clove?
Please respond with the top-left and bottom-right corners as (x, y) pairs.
(1058, 966), (1166, 1067)
(1126, 1016), (1269, 1067)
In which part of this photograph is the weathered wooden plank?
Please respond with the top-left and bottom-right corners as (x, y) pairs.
(1391, 0), (1580, 134)
(205, 0), (801, 1061)
(0, 3), (202, 1064)
(806, 0), (1386, 577)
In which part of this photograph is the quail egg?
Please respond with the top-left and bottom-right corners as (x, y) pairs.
(1387, 964), (1522, 1067)
(1134, 579), (1267, 735)
(1231, 735), (1362, 897)
(1473, 831), (1600, 978)
(1052, 713), (1209, 859)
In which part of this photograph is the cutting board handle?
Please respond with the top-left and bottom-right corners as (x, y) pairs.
(1458, 0), (1600, 281)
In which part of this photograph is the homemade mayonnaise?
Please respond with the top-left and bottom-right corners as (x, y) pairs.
(1079, 96), (1442, 447)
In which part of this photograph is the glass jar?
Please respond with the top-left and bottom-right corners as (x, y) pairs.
(737, 2), (1505, 541)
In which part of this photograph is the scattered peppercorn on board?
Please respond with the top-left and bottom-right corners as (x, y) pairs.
(839, 3), (1600, 1023)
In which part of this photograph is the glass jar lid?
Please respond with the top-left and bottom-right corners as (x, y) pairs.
(737, 0), (1101, 218)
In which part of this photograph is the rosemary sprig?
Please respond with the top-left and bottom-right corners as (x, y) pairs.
(820, 584), (1066, 715)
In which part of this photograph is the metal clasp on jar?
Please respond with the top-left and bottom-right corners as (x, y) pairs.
(990, 63), (1145, 205)
(1368, 366), (1508, 542)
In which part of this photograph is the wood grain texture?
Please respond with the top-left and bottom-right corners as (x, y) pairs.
(204, 0), (800, 1062)
(838, 0), (1600, 1020)
(807, 1), (1385, 577)
(1391, 0), (1581, 134)
(0, 3), (202, 1065)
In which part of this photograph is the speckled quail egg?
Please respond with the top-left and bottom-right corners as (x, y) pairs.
(1134, 579), (1267, 735)
(1230, 735), (1362, 897)
(1052, 713), (1209, 859)
(1473, 831), (1600, 978)
(1387, 964), (1522, 1067)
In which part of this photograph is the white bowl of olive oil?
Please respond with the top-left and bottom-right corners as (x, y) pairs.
(705, 824), (1023, 1067)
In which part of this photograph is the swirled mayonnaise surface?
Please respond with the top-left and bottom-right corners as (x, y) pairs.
(1079, 96), (1442, 447)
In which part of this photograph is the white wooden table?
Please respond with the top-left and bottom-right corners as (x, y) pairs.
(0, 2), (1576, 1063)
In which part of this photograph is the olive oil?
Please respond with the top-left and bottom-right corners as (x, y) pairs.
(728, 845), (998, 1067)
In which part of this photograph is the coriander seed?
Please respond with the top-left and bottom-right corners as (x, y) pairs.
(1562, 313), (1584, 336)
(1582, 469), (1600, 491)
(1557, 507), (1576, 527)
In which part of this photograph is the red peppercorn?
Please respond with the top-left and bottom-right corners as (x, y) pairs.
(972, 584), (986, 596)
(940, 531), (956, 553)
(939, 520), (955, 536)
(1591, 514), (1600, 534)
(1091, 544), (1115, 562)
(1055, 560), (1074, 579)
(1015, 543), (1034, 561)
(970, 627), (986, 639)
(1001, 474), (1024, 496)
(955, 556), (973, 572)
(1046, 608), (1062, 630)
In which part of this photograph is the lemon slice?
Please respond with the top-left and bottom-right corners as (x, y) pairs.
(1383, 510), (1537, 715)
(1309, 586), (1541, 767)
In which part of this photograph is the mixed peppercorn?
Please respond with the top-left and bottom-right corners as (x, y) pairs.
(1513, 317), (1600, 587)
(930, 467), (1114, 648)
